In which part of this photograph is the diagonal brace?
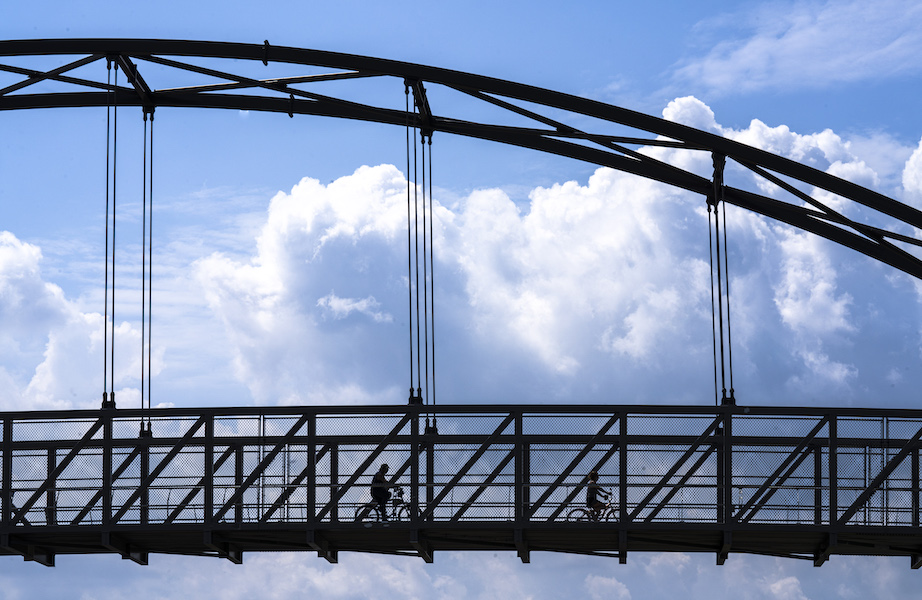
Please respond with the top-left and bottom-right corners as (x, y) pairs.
(212, 415), (309, 523)
(419, 414), (515, 520)
(529, 413), (619, 515)
(316, 414), (411, 520)
(71, 444), (145, 525)
(12, 418), (105, 525)
(629, 417), (723, 521)
(837, 425), (922, 525)
(111, 417), (207, 523)
(735, 417), (828, 522)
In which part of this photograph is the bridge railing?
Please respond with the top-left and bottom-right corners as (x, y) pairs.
(1, 404), (920, 530)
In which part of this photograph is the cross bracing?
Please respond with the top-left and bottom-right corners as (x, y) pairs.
(2, 39), (922, 569)
(2, 404), (922, 567)
(1, 38), (921, 280)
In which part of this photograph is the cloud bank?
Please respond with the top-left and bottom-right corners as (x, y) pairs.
(674, 0), (922, 95)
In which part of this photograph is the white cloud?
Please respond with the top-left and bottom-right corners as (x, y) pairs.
(190, 97), (922, 407)
(0, 232), (150, 410)
(675, 0), (922, 94)
(317, 292), (393, 323)
(901, 137), (922, 208)
(586, 574), (632, 600)
(764, 575), (808, 600)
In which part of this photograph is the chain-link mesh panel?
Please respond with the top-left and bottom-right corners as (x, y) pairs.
(838, 417), (886, 440)
(12, 418), (100, 442)
(214, 416), (260, 438)
(316, 414), (407, 436)
(523, 415), (614, 436)
(423, 443), (515, 521)
(422, 415), (513, 437)
(733, 444), (822, 524)
(144, 416), (206, 438)
(628, 414), (717, 436)
(733, 415), (826, 439)
(626, 443), (717, 523)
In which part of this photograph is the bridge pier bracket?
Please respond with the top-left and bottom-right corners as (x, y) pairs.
(515, 529), (530, 564)
(410, 530), (434, 564)
(813, 533), (836, 567)
(307, 530), (338, 564)
(1, 534), (54, 567)
(204, 531), (243, 565)
(101, 532), (148, 565)
(717, 531), (732, 565)
(911, 553), (922, 570)
(618, 529), (627, 565)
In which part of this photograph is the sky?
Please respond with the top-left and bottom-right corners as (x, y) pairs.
(2, 0), (922, 598)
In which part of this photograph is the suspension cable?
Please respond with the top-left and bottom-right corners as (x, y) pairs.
(722, 198), (735, 402)
(141, 111), (147, 417)
(147, 109), (154, 430)
(428, 134), (437, 432)
(405, 83), (415, 403)
(139, 108), (154, 436)
(713, 162), (727, 403)
(102, 58), (112, 409)
(413, 96), (422, 401)
(110, 60), (118, 408)
(707, 203), (719, 406)
(421, 130), (429, 407)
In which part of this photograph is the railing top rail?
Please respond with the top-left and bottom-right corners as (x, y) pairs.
(2, 403), (922, 422)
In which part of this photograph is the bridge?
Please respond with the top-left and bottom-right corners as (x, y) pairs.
(2, 404), (922, 567)
(1, 40), (922, 568)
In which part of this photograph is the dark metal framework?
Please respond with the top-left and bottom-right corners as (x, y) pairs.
(1, 38), (921, 279)
(2, 40), (922, 567)
(2, 404), (922, 567)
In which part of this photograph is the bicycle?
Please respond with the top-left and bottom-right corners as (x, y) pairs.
(567, 489), (618, 522)
(354, 486), (418, 522)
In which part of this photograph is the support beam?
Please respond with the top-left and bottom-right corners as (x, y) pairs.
(0, 534), (54, 567)
(410, 530), (434, 563)
(814, 533), (836, 567)
(307, 530), (337, 563)
(515, 529), (530, 564)
(204, 531), (243, 564)
(102, 532), (148, 565)
(717, 531), (731, 565)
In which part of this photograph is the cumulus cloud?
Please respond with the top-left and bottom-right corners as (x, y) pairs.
(674, 0), (922, 94)
(191, 97), (922, 407)
(0, 232), (150, 410)
(901, 137), (922, 208)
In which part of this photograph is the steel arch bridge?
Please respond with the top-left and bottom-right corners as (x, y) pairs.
(1, 39), (922, 567)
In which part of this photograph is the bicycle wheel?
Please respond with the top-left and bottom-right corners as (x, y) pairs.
(567, 507), (592, 522)
(395, 503), (417, 521)
(355, 502), (378, 522)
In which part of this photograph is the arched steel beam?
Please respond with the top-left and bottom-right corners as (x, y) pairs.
(1, 38), (921, 279)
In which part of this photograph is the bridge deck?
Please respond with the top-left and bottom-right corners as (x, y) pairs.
(1, 404), (921, 567)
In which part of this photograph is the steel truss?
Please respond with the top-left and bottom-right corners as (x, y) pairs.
(1, 404), (922, 567)
(1, 39), (921, 279)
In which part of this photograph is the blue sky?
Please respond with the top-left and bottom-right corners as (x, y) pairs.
(2, 0), (922, 598)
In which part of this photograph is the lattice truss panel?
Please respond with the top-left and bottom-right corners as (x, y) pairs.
(3, 407), (922, 529)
